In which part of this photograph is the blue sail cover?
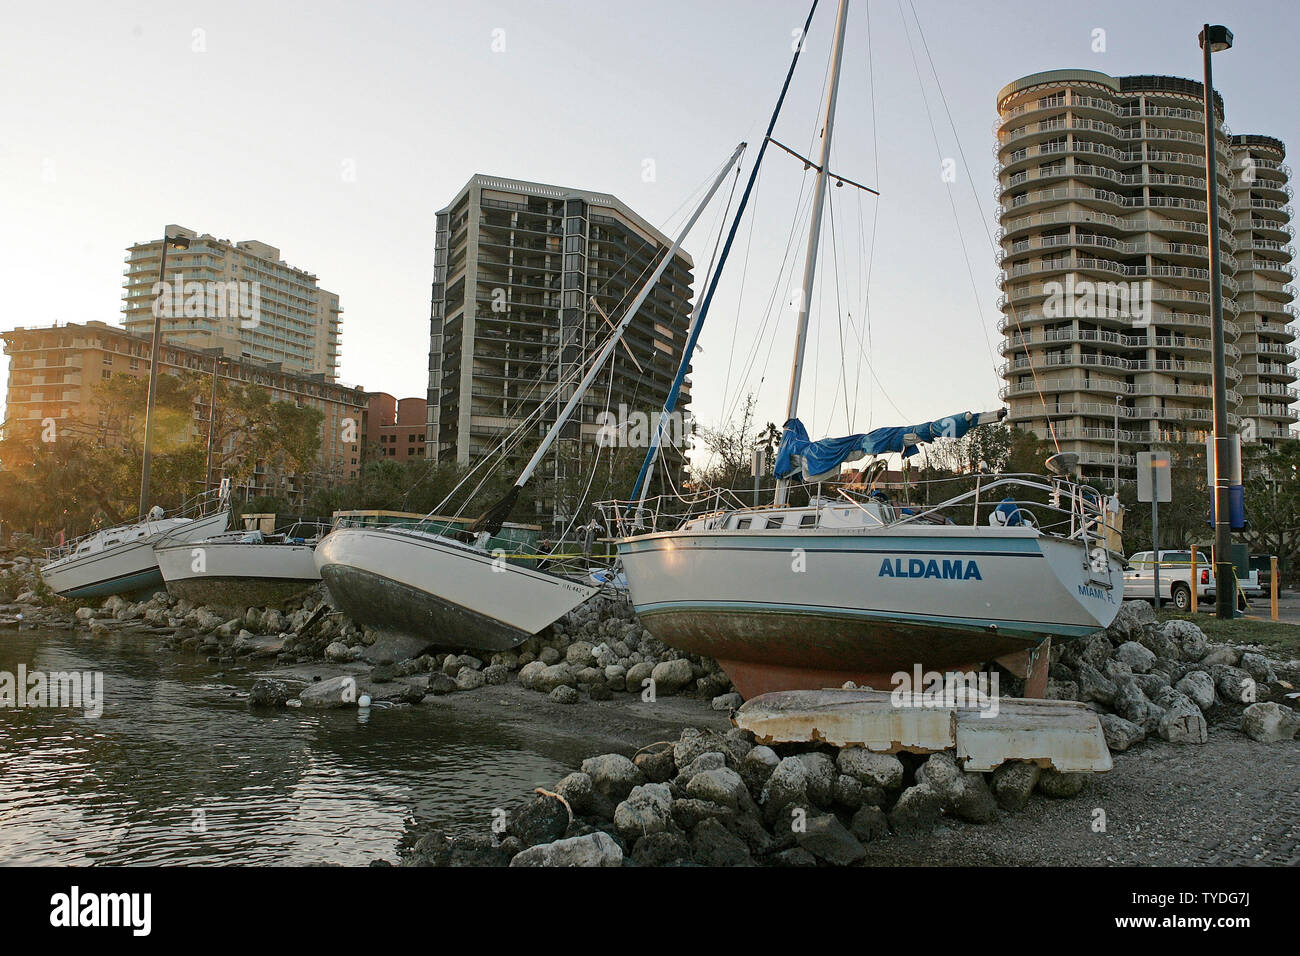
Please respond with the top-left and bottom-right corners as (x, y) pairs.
(774, 410), (995, 482)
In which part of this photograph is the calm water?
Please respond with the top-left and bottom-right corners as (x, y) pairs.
(0, 628), (577, 865)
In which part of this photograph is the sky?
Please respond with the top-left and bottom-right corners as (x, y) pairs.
(2, 0), (1297, 455)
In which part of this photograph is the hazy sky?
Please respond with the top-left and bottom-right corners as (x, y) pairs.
(3, 0), (1297, 450)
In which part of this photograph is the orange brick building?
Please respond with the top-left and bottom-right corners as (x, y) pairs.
(365, 392), (426, 461)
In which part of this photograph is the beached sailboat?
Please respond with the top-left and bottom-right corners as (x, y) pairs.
(41, 494), (230, 600)
(313, 143), (748, 650)
(154, 522), (324, 610)
(606, 0), (1124, 698)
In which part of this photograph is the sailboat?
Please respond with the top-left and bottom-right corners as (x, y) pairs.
(312, 143), (747, 651)
(42, 490), (229, 600)
(154, 520), (325, 611)
(606, 0), (1124, 698)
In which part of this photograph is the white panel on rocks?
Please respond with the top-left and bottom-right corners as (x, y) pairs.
(733, 689), (1112, 774)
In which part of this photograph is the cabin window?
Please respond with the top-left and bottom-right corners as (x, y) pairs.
(800, 514), (818, 527)
(735, 517), (752, 530)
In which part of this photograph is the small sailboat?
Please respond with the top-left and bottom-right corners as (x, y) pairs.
(41, 492), (230, 600)
(605, 0), (1124, 698)
(313, 143), (748, 650)
(154, 522), (324, 611)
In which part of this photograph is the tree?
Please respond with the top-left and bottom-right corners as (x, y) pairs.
(1242, 439), (1300, 584)
(207, 379), (323, 488)
(1117, 448), (1209, 556)
(0, 369), (331, 544)
(693, 393), (760, 491)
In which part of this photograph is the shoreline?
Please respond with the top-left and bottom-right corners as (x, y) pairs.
(2, 550), (1299, 867)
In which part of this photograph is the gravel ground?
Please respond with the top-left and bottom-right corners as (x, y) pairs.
(270, 658), (1298, 866)
(858, 721), (1300, 866)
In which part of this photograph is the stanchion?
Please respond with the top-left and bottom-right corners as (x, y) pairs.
(1272, 555), (1280, 622)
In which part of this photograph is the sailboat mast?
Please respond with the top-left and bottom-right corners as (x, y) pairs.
(512, 141), (747, 490)
(775, 0), (850, 506)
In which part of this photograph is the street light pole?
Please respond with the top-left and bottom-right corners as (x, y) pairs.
(1113, 394), (1121, 496)
(1199, 24), (1235, 620)
(204, 349), (222, 494)
(138, 231), (190, 517)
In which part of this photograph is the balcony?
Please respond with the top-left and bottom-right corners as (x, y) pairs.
(1234, 216), (1294, 239)
(1239, 383), (1299, 401)
(1239, 362), (1295, 380)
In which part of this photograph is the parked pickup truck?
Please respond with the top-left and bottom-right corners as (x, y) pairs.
(1249, 554), (1279, 596)
(1122, 550), (1262, 610)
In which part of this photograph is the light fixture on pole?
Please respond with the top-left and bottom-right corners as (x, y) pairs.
(1198, 23), (1234, 619)
(203, 346), (224, 494)
(138, 230), (191, 517)
(1113, 394), (1122, 496)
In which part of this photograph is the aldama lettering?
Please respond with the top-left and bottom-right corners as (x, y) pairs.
(878, 557), (982, 581)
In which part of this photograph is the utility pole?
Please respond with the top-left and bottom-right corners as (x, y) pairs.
(139, 230), (191, 517)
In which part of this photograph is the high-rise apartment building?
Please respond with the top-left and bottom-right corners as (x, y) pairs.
(427, 175), (695, 531)
(122, 225), (343, 381)
(996, 70), (1296, 481)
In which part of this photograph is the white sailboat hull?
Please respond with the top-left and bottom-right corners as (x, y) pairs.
(313, 526), (600, 651)
(155, 539), (319, 609)
(41, 510), (230, 600)
(617, 523), (1121, 697)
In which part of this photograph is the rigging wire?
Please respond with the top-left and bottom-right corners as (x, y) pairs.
(904, 0), (1060, 453)
(896, 0), (1000, 397)
(856, 0), (882, 429)
(720, 161), (764, 406)
(641, 160), (747, 498)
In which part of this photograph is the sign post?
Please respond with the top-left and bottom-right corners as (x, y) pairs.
(751, 447), (767, 508)
(1137, 452), (1172, 605)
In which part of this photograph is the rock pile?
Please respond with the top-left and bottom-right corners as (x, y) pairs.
(1042, 601), (1297, 747)
(403, 725), (1089, 868)
(0, 551), (53, 612)
(512, 595), (733, 703)
(43, 585), (731, 709)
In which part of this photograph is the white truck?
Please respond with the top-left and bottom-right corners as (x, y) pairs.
(1122, 549), (1262, 611)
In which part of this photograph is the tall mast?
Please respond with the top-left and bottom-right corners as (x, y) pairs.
(774, 0), (850, 505)
(629, 0), (822, 510)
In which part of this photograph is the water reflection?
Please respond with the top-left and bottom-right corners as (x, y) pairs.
(0, 629), (576, 865)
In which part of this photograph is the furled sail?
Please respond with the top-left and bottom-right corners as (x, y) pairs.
(774, 409), (1006, 482)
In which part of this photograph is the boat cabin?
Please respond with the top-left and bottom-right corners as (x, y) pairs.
(683, 496), (896, 533)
